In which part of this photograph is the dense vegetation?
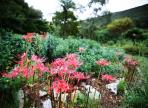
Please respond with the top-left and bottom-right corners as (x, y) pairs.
(0, 0), (49, 33)
(0, 0), (148, 108)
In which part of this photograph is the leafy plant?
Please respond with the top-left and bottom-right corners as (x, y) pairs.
(117, 79), (125, 95)
(107, 17), (134, 35)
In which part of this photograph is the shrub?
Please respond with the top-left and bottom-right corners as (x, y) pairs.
(122, 27), (145, 41)
(95, 29), (111, 42)
(117, 79), (125, 95)
(107, 17), (134, 34)
(0, 31), (49, 72)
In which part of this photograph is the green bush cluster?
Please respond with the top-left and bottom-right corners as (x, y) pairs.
(122, 27), (146, 41)
(107, 17), (134, 34)
(0, 30), (49, 71)
(95, 29), (112, 42)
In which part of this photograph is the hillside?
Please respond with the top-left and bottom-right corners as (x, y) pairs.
(86, 4), (148, 28)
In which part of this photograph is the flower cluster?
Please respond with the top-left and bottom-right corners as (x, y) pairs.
(124, 56), (139, 67)
(2, 54), (48, 79)
(51, 79), (71, 94)
(22, 33), (35, 42)
(96, 59), (110, 67)
(101, 74), (116, 82)
(49, 53), (88, 94)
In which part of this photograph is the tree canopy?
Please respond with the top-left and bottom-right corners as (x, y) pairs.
(52, 0), (79, 37)
(0, 0), (49, 33)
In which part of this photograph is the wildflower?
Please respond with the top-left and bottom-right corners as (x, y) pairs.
(70, 72), (88, 81)
(35, 63), (49, 72)
(96, 59), (110, 66)
(78, 47), (86, 53)
(18, 53), (27, 67)
(101, 74), (115, 82)
(31, 55), (45, 63)
(22, 33), (34, 42)
(2, 67), (20, 78)
(51, 79), (70, 94)
(51, 58), (65, 68)
(124, 56), (139, 67)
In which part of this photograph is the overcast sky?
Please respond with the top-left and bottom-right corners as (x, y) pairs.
(25, 0), (148, 21)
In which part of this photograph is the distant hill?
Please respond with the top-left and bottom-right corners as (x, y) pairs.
(85, 4), (148, 28)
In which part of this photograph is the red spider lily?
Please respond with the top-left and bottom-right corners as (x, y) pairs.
(78, 47), (86, 53)
(101, 74), (116, 82)
(31, 55), (45, 63)
(2, 67), (20, 78)
(65, 54), (78, 60)
(124, 56), (139, 67)
(35, 63), (49, 72)
(57, 66), (68, 78)
(18, 53), (27, 67)
(51, 79), (71, 94)
(96, 59), (110, 66)
(51, 58), (65, 68)
(21, 67), (30, 79)
(22, 33), (34, 42)
(66, 59), (82, 70)
(70, 72), (88, 81)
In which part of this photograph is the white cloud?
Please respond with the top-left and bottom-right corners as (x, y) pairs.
(25, 0), (148, 21)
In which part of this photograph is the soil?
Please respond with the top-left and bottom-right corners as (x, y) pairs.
(91, 79), (123, 108)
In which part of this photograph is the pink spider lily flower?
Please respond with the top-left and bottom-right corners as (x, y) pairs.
(96, 59), (110, 66)
(51, 79), (71, 94)
(51, 58), (65, 68)
(124, 56), (139, 67)
(101, 74), (116, 82)
(65, 54), (78, 60)
(70, 72), (89, 81)
(2, 67), (20, 78)
(78, 47), (86, 53)
(22, 33), (34, 42)
(18, 53), (27, 67)
(66, 59), (81, 70)
(35, 63), (49, 72)
(31, 55), (46, 63)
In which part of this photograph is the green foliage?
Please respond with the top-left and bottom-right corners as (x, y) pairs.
(95, 29), (111, 42)
(117, 79), (125, 95)
(76, 91), (100, 108)
(123, 57), (148, 108)
(0, 31), (26, 71)
(52, 0), (79, 37)
(79, 19), (98, 39)
(122, 27), (145, 41)
(107, 17), (134, 34)
(0, 0), (49, 33)
(47, 35), (125, 75)
(0, 78), (21, 108)
(0, 30), (49, 71)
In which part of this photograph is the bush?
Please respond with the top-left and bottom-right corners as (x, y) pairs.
(107, 17), (134, 34)
(122, 27), (145, 41)
(123, 43), (148, 57)
(95, 29), (112, 42)
(117, 79), (125, 95)
(0, 30), (49, 71)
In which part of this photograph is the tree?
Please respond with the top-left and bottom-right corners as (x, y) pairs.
(52, 0), (79, 37)
(79, 0), (108, 39)
(0, 0), (49, 33)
